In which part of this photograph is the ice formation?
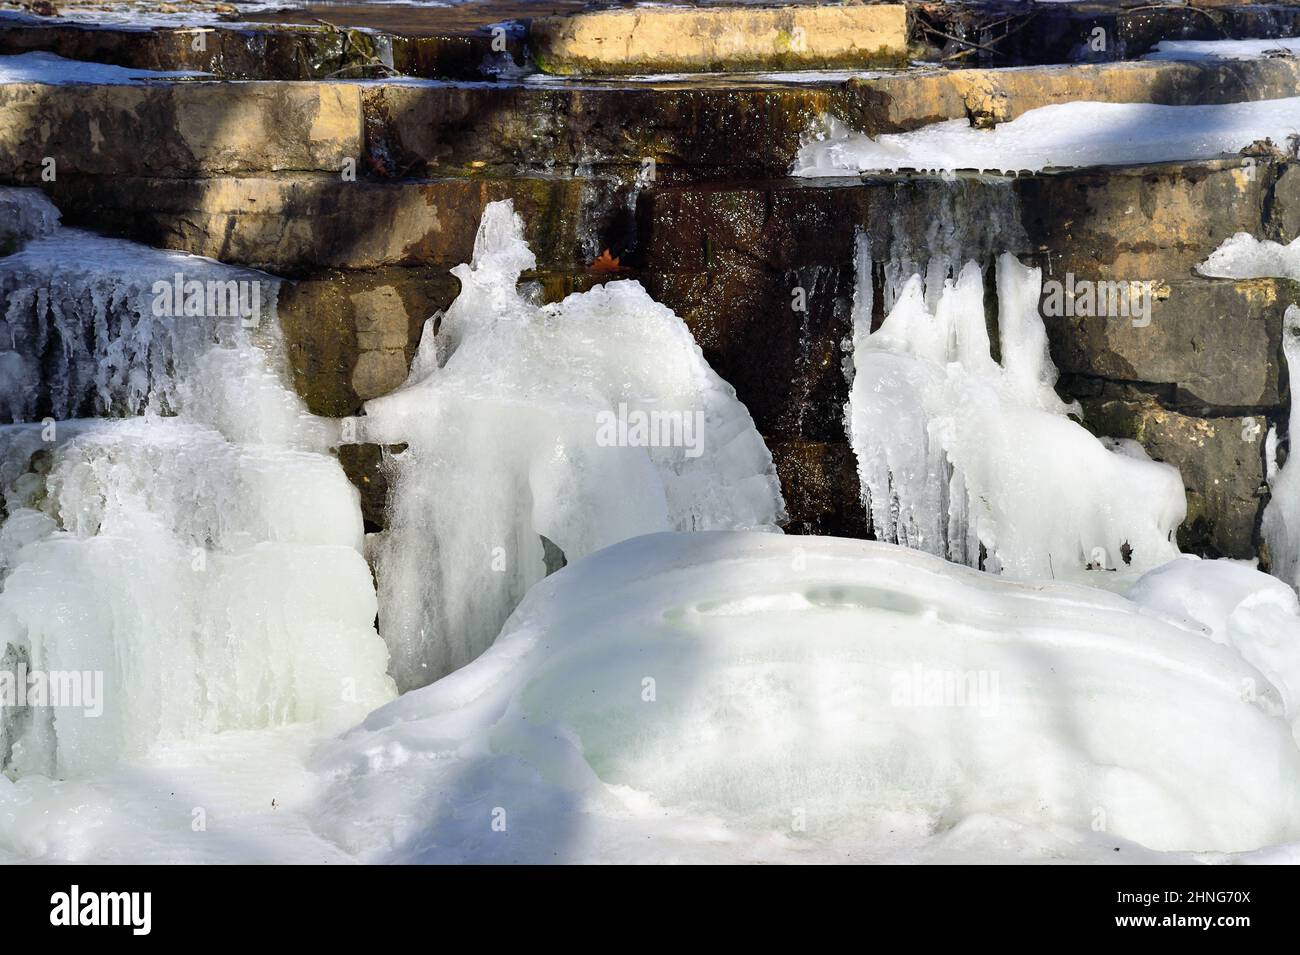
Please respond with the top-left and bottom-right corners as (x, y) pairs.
(0, 226), (310, 430)
(846, 248), (1184, 578)
(0, 192), (394, 778)
(793, 99), (1300, 176)
(1264, 306), (1300, 593)
(1197, 232), (1300, 282)
(360, 200), (785, 690)
(0, 187), (59, 255)
(312, 533), (1300, 863)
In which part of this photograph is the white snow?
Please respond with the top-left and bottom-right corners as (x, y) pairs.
(1147, 38), (1300, 62)
(358, 199), (785, 690)
(310, 532), (1300, 863)
(0, 51), (210, 85)
(793, 99), (1300, 176)
(846, 248), (1184, 579)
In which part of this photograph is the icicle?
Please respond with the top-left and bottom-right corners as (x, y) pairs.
(846, 250), (1184, 579)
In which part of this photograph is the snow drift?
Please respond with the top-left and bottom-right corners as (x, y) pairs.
(313, 532), (1300, 863)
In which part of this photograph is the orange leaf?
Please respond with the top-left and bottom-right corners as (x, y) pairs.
(590, 249), (621, 274)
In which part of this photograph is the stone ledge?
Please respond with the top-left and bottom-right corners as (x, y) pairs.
(531, 3), (909, 75)
(38, 174), (588, 272)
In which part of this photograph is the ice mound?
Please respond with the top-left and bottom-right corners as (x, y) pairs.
(792, 99), (1300, 176)
(312, 533), (1300, 862)
(1128, 556), (1300, 730)
(359, 200), (785, 690)
(0, 187), (59, 255)
(1197, 232), (1300, 282)
(846, 249), (1184, 578)
(0, 219), (394, 777)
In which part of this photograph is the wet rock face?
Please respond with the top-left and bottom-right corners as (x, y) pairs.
(276, 267), (456, 417)
(1018, 159), (1274, 281)
(0, 20), (509, 81)
(0, 82), (362, 178)
(364, 84), (833, 179)
(42, 175), (589, 273)
(1043, 279), (1290, 410)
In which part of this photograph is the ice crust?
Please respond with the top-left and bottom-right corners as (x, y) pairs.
(1147, 38), (1300, 62)
(359, 200), (786, 690)
(0, 51), (211, 84)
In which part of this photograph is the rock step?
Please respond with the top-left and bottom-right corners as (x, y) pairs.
(530, 4), (909, 75)
(4, 56), (1300, 182)
(1076, 391), (1273, 559)
(0, 16), (524, 81)
(6, 1), (1300, 80)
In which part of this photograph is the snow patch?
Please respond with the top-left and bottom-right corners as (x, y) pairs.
(793, 100), (1300, 176)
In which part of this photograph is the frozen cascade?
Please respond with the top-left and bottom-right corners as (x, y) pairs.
(359, 200), (786, 690)
(855, 177), (1026, 316)
(0, 194), (394, 778)
(1264, 306), (1300, 591)
(846, 248), (1185, 578)
(0, 226), (315, 430)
